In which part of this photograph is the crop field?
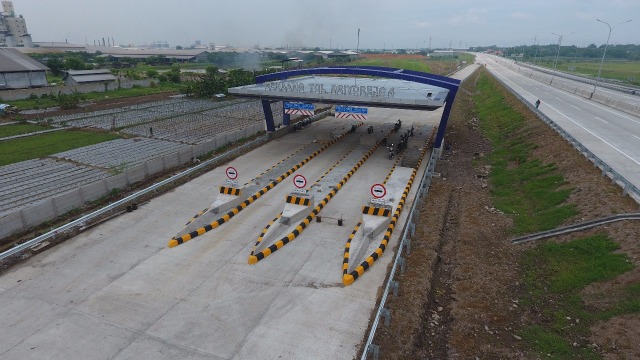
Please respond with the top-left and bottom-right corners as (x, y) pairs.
(351, 54), (433, 72)
(0, 123), (50, 138)
(0, 130), (120, 166)
(536, 59), (640, 85)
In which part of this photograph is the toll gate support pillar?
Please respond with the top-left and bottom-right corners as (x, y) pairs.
(262, 99), (276, 132)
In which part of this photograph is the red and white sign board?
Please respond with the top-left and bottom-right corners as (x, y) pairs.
(226, 166), (238, 180)
(335, 112), (367, 120)
(293, 174), (307, 189)
(285, 109), (314, 116)
(370, 184), (387, 199)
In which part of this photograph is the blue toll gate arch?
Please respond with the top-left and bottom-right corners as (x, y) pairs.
(249, 66), (460, 149)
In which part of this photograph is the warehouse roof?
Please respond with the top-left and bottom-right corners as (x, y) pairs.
(63, 69), (117, 83)
(0, 48), (49, 72)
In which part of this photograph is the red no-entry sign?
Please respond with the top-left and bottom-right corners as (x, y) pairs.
(370, 184), (387, 199)
(293, 174), (307, 189)
(225, 166), (238, 180)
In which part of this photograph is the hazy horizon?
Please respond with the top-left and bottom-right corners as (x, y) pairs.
(8, 0), (640, 49)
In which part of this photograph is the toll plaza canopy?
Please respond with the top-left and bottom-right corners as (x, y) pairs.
(227, 66), (460, 148)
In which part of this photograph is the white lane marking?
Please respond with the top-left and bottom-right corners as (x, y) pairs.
(491, 69), (640, 167)
(571, 104), (581, 110)
(634, 135), (640, 141)
(555, 96), (562, 101)
(594, 116), (608, 124)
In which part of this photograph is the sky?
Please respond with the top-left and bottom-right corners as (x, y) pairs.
(9, 0), (640, 49)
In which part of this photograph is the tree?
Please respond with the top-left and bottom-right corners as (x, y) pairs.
(64, 56), (87, 70)
(167, 66), (181, 83)
(176, 45), (183, 50)
(46, 58), (64, 76)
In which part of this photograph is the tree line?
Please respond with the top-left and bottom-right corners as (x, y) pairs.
(472, 44), (640, 61)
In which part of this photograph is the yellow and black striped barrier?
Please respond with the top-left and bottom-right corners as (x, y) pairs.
(184, 208), (209, 227)
(342, 222), (362, 276)
(168, 126), (360, 248)
(248, 130), (386, 264)
(252, 214), (282, 250)
(286, 195), (311, 206)
(362, 205), (391, 217)
(219, 186), (241, 196)
(343, 129), (432, 285)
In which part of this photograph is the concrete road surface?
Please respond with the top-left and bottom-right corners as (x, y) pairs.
(0, 65), (477, 360)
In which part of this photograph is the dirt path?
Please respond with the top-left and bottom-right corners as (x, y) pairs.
(367, 68), (640, 359)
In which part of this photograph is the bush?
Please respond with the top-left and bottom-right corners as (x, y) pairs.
(146, 69), (159, 78)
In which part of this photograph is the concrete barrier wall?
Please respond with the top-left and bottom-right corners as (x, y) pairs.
(80, 180), (108, 203)
(126, 164), (147, 184)
(0, 79), (155, 101)
(0, 211), (25, 238)
(0, 121), (267, 240)
(163, 152), (180, 169)
(52, 188), (83, 215)
(178, 148), (193, 165)
(22, 200), (56, 229)
(105, 173), (127, 191)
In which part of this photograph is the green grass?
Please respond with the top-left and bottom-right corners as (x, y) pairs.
(350, 58), (432, 73)
(521, 235), (636, 359)
(535, 59), (640, 85)
(0, 123), (51, 138)
(7, 82), (181, 110)
(0, 130), (120, 166)
(473, 72), (577, 234)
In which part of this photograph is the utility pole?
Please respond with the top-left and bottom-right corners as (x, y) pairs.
(592, 19), (632, 95)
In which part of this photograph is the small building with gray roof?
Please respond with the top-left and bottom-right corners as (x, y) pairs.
(0, 48), (48, 89)
(63, 69), (117, 86)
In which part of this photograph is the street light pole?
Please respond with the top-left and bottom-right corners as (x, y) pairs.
(550, 31), (573, 85)
(592, 19), (632, 96)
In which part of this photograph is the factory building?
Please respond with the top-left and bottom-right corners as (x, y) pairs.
(0, 1), (32, 47)
(0, 48), (48, 89)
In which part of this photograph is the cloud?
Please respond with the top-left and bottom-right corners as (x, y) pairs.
(415, 21), (432, 28)
(448, 8), (488, 26)
(510, 12), (531, 20)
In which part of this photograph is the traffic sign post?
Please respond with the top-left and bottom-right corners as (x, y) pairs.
(370, 183), (387, 205)
(225, 166), (239, 187)
(293, 174), (308, 194)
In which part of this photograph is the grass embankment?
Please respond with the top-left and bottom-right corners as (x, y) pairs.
(474, 71), (638, 359)
(0, 123), (51, 138)
(535, 59), (640, 86)
(474, 72), (577, 235)
(0, 130), (120, 166)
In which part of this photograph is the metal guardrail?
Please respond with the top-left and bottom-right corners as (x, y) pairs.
(361, 146), (440, 360)
(0, 110), (331, 262)
(511, 212), (640, 244)
(490, 73), (640, 204)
